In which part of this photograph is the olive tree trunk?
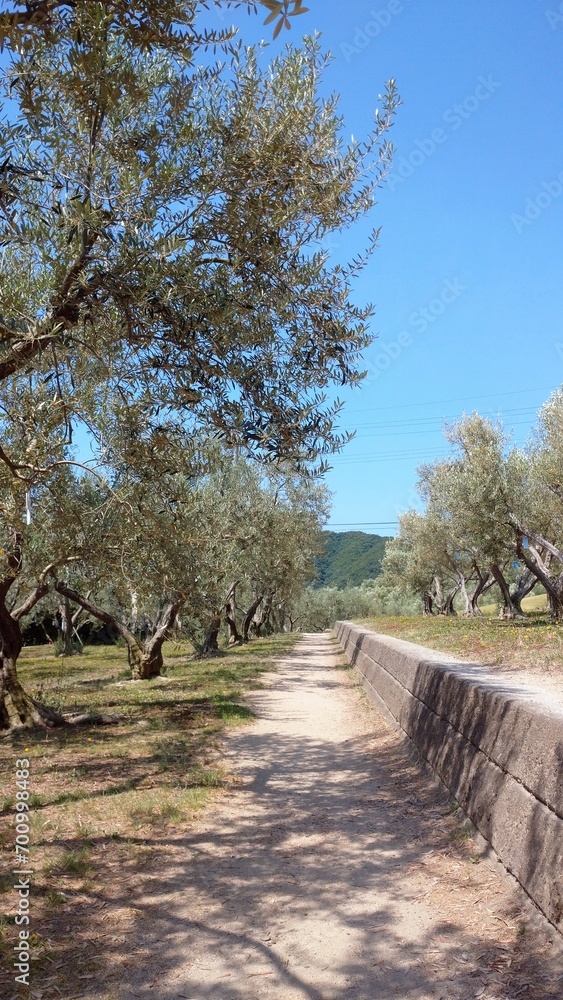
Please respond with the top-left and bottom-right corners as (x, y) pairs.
(202, 615), (221, 655)
(54, 581), (184, 679)
(243, 594), (264, 641)
(510, 565), (540, 613)
(464, 567), (494, 616)
(224, 581), (242, 644)
(512, 532), (563, 622)
(57, 594), (75, 654)
(490, 564), (525, 618)
(0, 546), (70, 729)
(252, 591), (275, 637)
(432, 576), (458, 615)
(422, 591), (434, 616)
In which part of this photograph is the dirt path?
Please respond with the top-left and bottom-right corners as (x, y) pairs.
(112, 634), (563, 1000)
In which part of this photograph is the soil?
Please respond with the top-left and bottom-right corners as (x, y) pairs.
(94, 633), (563, 1000)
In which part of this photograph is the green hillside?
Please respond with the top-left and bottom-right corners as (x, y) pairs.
(314, 531), (389, 588)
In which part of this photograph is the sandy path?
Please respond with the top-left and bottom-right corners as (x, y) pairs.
(115, 634), (563, 1000)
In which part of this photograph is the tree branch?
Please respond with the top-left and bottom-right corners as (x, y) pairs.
(508, 514), (563, 565)
(12, 556), (80, 621)
(53, 579), (141, 653)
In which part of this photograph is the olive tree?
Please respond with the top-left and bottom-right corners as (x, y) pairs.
(0, 464), (83, 728)
(0, 3), (398, 492)
(377, 510), (460, 616)
(506, 391), (563, 620)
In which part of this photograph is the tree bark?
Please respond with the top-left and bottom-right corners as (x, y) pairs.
(57, 595), (75, 654)
(202, 615), (221, 655)
(131, 598), (184, 678)
(0, 547), (68, 729)
(0, 600), (65, 729)
(490, 563), (525, 619)
(458, 574), (471, 616)
(273, 601), (286, 633)
(442, 587), (458, 616)
(243, 594), (263, 641)
(465, 567), (494, 616)
(510, 566), (540, 613)
(431, 575), (458, 615)
(422, 591), (434, 615)
(513, 539), (563, 622)
(253, 591), (274, 637)
(224, 582), (242, 644)
(0, 595), (34, 726)
(0, 671), (11, 729)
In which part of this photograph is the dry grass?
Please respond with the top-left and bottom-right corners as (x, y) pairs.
(0, 633), (297, 998)
(358, 613), (563, 680)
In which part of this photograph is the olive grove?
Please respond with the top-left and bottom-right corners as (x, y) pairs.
(378, 389), (563, 621)
(0, 1), (399, 727)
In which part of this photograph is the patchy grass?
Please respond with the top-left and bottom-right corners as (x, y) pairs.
(0, 633), (298, 998)
(358, 613), (563, 680)
(479, 592), (548, 616)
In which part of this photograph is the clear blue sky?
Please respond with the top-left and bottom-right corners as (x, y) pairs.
(212, 0), (563, 534)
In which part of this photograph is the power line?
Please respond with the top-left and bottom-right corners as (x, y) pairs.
(349, 418), (535, 440)
(350, 405), (537, 431)
(345, 385), (558, 415)
(331, 450), (450, 464)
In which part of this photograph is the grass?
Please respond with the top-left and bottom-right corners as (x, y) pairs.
(479, 592), (548, 615)
(359, 612), (563, 679)
(0, 632), (298, 998)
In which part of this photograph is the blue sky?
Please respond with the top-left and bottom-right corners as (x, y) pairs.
(212, 0), (563, 534)
(4, 2), (560, 532)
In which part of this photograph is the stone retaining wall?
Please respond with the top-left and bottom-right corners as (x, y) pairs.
(334, 620), (563, 932)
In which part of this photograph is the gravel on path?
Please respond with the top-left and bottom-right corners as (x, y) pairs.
(114, 633), (563, 1000)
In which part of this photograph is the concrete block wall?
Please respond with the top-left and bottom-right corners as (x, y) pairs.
(334, 621), (563, 932)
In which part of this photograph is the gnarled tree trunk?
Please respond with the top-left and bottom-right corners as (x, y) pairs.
(0, 600), (40, 727)
(422, 591), (434, 615)
(224, 582), (242, 644)
(465, 567), (494, 616)
(490, 563), (526, 619)
(432, 575), (458, 615)
(441, 588), (458, 616)
(511, 527), (563, 622)
(243, 593), (263, 641)
(458, 574), (471, 616)
(0, 546), (68, 729)
(202, 615), (221, 655)
(129, 600), (184, 678)
(55, 581), (184, 679)
(57, 594), (75, 654)
(253, 591), (274, 637)
(510, 565), (540, 614)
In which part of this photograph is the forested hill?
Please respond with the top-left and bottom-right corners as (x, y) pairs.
(314, 531), (390, 588)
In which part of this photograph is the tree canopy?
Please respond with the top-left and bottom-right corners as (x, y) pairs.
(380, 389), (563, 621)
(0, 1), (398, 486)
(0, 0), (399, 729)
